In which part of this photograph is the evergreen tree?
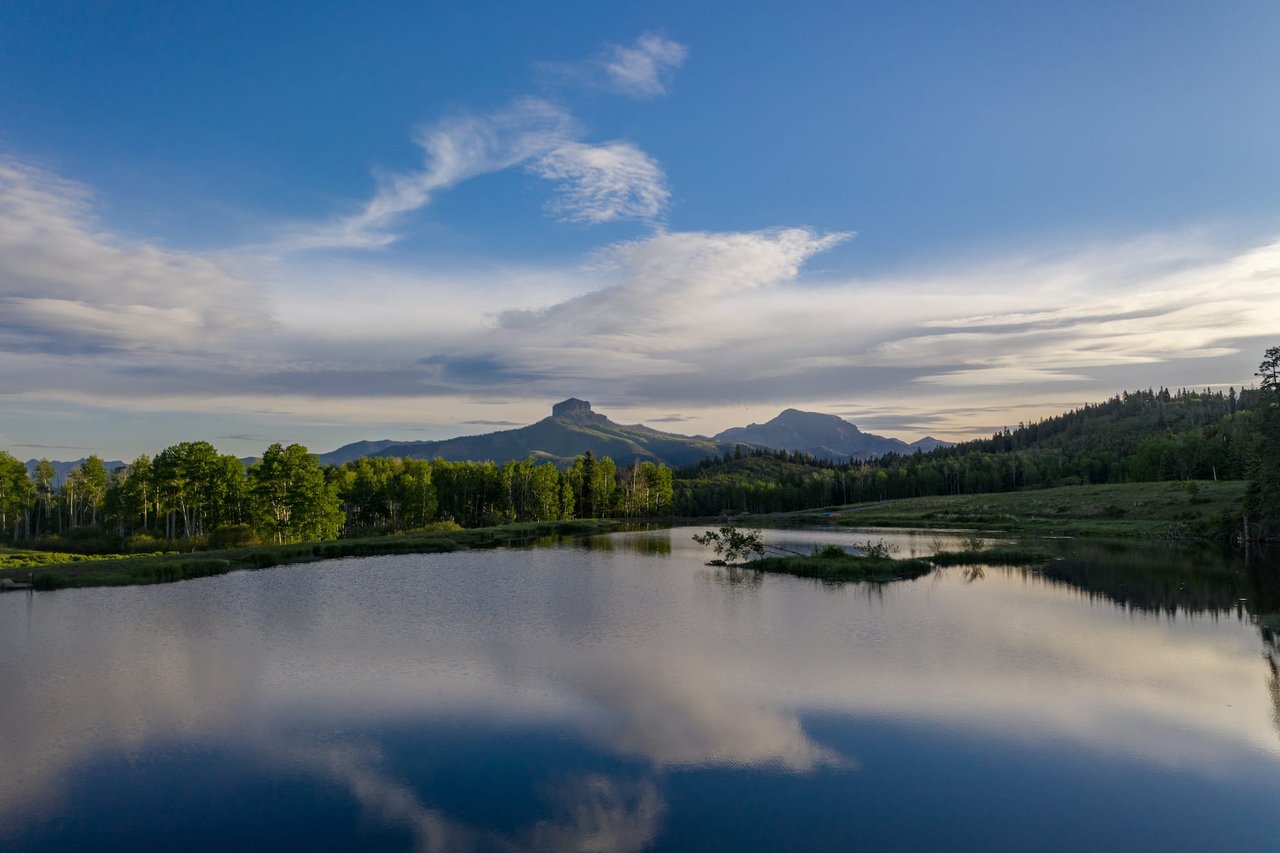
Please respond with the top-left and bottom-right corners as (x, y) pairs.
(1246, 346), (1280, 540)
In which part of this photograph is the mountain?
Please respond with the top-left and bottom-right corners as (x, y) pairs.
(317, 399), (727, 468)
(25, 458), (127, 487)
(908, 436), (951, 453)
(310, 439), (403, 466)
(714, 409), (952, 460)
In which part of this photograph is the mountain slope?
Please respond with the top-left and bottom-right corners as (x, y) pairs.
(313, 439), (403, 466)
(715, 409), (950, 460)
(320, 399), (727, 468)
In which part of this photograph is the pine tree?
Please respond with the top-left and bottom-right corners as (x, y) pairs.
(1246, 346), (1280, 540)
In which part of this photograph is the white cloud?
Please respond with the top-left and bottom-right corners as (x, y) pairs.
(540, 33), (688, 100)
(272, 32), (687, 251)
(283, 98), (580, 250)
(501, 227), (852, 340)
(533, 141), (670, 223)
(601, 34), (688, 98)
(0, 159), (267, 351)
(3, 151), (1278, 455)
(283, 99), (673, 250)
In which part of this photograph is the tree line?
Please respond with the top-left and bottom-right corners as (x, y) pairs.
(0, 445), (674, 552)
(2, 349), (1276, 549)
(674, 371), (1280, 540)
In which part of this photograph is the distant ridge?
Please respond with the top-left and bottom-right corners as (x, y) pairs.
(25, 458), (127, 487)
(317, 399), (726, 468)
(316, 401), (948, 467)
(714, 409), (952, 460)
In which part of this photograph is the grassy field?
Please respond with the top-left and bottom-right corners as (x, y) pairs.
(786, 481), (1247, 539)
(0, 520), (619, 590)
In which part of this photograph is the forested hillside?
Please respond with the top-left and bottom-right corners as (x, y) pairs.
(675, 385), (1267, 519)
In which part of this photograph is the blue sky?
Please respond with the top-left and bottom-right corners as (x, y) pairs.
(1, 1), (1278, 458)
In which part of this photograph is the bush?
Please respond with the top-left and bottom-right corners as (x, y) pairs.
(417, 520), (464, 533)
(125, 533), (164, 553)
(30, 528), (122, 555)
(209, 524), (258, 549)
(857, 539), (900, 559)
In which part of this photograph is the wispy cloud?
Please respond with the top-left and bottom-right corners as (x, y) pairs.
(532, 141), (670, 224)
(282, 34), (685, 251)
(600, 34), (688, 98)
(282, 98), (579, 250)
(0, 159), (267, 352)
(501, 228), (852, 339)
(283, 100), (672, 250)
(543, 33), (688, 99)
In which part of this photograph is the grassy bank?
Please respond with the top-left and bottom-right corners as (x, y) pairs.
(0, 520), (619, 590)
(786, 481), (1247, 539)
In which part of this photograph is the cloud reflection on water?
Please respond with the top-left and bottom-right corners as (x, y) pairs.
(2, 530), (1278, 844)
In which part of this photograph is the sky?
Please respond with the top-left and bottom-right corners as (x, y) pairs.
(1, 0), (1278, 460)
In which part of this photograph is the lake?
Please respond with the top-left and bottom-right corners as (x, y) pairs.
(3, 527), (1280, 851)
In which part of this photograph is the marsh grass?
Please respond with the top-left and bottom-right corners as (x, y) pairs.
(11, 520), (618, 590)
(748, 553), (935, 582)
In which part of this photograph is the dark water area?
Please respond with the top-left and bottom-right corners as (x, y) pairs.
(3, 528), (1280, 851)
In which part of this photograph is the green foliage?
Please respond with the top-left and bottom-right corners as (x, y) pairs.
(692, 526), (766, 564)
(0, 548), (113, 569)
(249, 443), (343, 544)
(821, 481), (1246, 540)
(1245, 346), (1280, 540)
(209, 523), (258, 549)
(7, 519), (618, 589)
(1, 434), (674, 558)
(673, 385), (1266, 517)
(0, 451), (34, 541)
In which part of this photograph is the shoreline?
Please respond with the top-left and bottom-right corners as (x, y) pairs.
(1, 481), (1255, 591)
(0, 520), (621, 591)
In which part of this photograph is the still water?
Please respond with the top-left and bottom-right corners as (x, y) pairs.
(3, 527), (1280, 851)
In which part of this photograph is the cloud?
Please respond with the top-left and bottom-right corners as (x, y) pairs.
(0, 159), (267, 352)
(602, 34), (688, 98)
(500, 228), (852, 340)
(532, 141), (670, 224)
(283, 98), (580, 250)
(284, 98), (671, 250)
(540, 34), (688, 99)
(4, 148), (1278, 454)
(273, 32), (687, 251)
(286, 744), (666, 853)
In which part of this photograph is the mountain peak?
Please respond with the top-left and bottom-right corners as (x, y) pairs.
(552, 398), (594, 418)
(714, 408), (908, 460)
(773, 408), (862, 433)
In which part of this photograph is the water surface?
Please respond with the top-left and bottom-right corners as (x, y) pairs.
(3, 527), (1279, 851)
